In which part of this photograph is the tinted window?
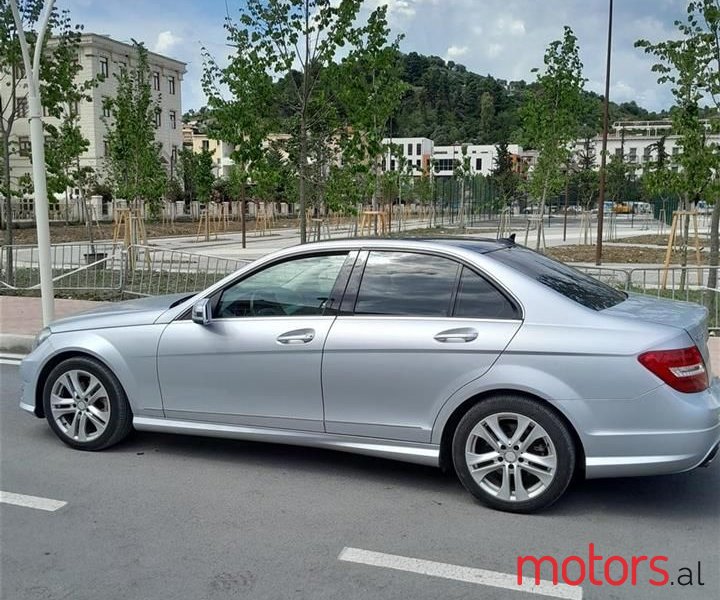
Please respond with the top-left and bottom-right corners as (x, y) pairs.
(355, 252), (459, 316)
(454, 268), (519, 319)
(490, 246), (626, 310)
(216, 253), (347, 318)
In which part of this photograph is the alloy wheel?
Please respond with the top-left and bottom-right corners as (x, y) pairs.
(49, 369), (111, 443)
(464, 412), (557, 502)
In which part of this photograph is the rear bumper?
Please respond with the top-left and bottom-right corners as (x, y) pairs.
(559, 379), (720, 479)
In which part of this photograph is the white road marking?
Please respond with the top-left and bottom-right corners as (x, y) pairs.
(338, 547), (582, 600)
(0, 491), (67, 512)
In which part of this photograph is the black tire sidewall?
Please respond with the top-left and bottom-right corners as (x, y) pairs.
(42, 356), (132, 451)
(452, 396), (576, 513)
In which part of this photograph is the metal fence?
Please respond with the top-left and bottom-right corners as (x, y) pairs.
(2, 243), (719, 329)
(0, 243), (249, 299)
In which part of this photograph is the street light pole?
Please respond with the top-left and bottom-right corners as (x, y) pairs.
(9, 0), (55, 325)
(595, 0), (614, 266)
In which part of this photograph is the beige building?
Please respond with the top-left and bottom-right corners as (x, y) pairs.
(9, 33), (186, 193)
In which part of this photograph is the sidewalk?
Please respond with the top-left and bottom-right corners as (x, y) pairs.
(0, 296), (104, 354)
(2, 295), (720, 374)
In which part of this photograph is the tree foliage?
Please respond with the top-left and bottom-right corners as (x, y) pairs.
(521, 26), (586, 248)
(103, 41), (166, 210)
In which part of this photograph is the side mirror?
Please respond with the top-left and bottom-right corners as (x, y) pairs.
(192, 298), (212, 325)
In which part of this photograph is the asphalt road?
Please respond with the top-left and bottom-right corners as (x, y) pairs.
(1, 363), (718, 600)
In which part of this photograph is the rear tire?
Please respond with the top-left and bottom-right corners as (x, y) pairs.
(452, 395), (576, 513)
(42, 356), (133, 451)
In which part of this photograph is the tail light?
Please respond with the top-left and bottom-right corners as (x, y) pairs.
(638, 346), (709, 393)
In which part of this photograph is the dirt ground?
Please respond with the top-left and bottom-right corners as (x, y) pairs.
(2, 218), (301, 246)
(545, 245), (690, 264)
(613, 234), (710, 246)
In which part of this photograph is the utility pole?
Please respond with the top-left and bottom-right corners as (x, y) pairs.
(10, 0), (55, 324)
(595, 0), (613, 266)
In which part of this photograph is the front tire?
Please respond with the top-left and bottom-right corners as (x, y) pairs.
(42, 357), (133, 451)
(452, 395), (576, 513)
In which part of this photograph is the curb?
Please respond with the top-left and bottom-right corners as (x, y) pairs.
(0, 334), (34, 355)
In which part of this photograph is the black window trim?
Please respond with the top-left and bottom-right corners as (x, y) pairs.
(344, 248), (523, 320)
(178, 249), (356, 321)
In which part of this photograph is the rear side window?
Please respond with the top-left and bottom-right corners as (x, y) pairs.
(489, 246), (626, 310)
(354, 251), (459, 316)
(453, 267), (519, 319)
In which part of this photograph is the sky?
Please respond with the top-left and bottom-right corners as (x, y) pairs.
(63, 0), (687, 114)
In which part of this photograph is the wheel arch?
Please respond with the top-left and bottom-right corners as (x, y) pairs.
(34, 350), (120, 418)
(437, 388), (586, 478)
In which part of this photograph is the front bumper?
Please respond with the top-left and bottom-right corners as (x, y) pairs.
(559, 378), (720, 479)
(18, 341), (53, 418)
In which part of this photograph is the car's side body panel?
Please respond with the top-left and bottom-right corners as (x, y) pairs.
(322, 316), (521, 442)
(156, 316), (336, 432)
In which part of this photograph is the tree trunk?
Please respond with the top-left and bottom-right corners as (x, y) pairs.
(707, 199), (720, 320)
(299, 115), (307, 244)
(2, 134), (14, 284)
(535, 177), (548, 251)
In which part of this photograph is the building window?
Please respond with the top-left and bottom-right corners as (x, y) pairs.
(614, 148), (623, 159)
(390, 159), (396, 171)
(407, 143), (413, 156)
(18, 136), (31, 157)
(169, 110), (177, 130)
(416, 159), (421, 169)
(68, 101), (79, 117)
(672, 146), (680, 156)
(201, 139), (210, 152)
(100, 57), (109, 78)
(434, 158), (455, 172)
(154, 109), (162, 128)
(475, 158), (482, 171)
(628, 147), (637, 163)
(13, 63), (25, 80)
(15, 96), (28, 118)
(171, 145), (178, 165)
(168, 75), (176, 95)
(102, 97), (111, 118)
(416, 143), (421, 155)
(153, 71), (160, 91)
(103, 139), (110, 157)
(118, 60), (127, 71)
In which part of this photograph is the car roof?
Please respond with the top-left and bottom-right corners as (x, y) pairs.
(290, 236), (514, 254)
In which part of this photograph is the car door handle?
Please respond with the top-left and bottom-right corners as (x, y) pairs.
(434, 328), (478, 343)
(277, 329), (316, 344)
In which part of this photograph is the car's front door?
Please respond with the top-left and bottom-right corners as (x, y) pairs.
(322, 250), (522, 442)
(157, 252), (352, 432)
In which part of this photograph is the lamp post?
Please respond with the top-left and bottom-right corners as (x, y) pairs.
(9, 0), (55, 325)
(595, 0), (614, 265)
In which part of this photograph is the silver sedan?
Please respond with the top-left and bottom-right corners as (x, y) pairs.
(19, 238), (720, 512)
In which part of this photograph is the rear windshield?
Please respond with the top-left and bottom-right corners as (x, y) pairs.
(489, 246), (626, 311)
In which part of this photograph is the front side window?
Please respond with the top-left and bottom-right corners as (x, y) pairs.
(354, 251), (459, 317)
(216, 253), (348, 318)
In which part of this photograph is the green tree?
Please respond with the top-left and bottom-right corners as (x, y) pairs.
(103, 41), (166, 218)
(637, 1), (720, 288)
(454, 144), (472, 228)
(491, 140), (519, 207)
(0, 1), (84, 275)
(521, 26), (586, 250)
(214, 0), (400, 243)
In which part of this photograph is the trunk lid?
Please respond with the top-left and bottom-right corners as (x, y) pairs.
(603, 293), (710, 368)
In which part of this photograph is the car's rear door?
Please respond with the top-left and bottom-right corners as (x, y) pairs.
(321, 250), (522, 443)
(157, 251), (354, 432)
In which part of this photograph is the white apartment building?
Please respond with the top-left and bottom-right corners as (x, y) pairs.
(9, 33), (186, 190)
(432, 143), (523, 177)
(381, 137), (524, 178)
(381, 137), (434, 174)
(575, 120), (720, 172)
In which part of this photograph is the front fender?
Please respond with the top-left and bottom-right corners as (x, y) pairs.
(27, 325), (166, 418)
